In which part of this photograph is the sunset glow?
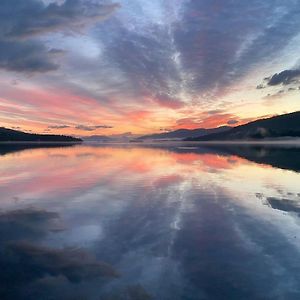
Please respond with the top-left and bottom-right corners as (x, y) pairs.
(1, 0), (299, 136)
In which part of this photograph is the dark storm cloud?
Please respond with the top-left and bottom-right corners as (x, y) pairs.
(0, 0), (119, 73)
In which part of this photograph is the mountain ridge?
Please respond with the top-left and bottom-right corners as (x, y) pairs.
(186, 111), (300, 141)
(138, 126), (232, 140)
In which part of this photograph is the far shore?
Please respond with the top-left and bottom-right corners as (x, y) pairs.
(0, 141), (82, 144)
(1, 139), (300, 147)
(81, 138), (300, 147)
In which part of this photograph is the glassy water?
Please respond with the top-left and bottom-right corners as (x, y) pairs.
(1, 143), (300, 300)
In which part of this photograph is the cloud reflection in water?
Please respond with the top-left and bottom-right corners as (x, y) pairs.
(0, 144), (300, 299)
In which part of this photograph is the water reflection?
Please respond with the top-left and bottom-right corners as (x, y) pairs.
(0, 144), (300, 299)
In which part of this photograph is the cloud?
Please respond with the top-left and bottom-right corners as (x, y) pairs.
(102, 284), (152, 300)
(175, 114), (234, 129)
(46, 124), (113, 131)
(75, 124), (113, 131)
(48, 48), (67, 56)
(4, 0), (120, 39)
(172, 0), (290, 98)
(175, 113), (252, 129)
(227, 119), (239, 125)
(206, 109), (225, 115)
(90, 0), (300, 110)
(0, 40), (59, 72)
(256, 84), (265, 89)
(0, 241), (118, 299)
(0, 208), (63, 242)
(94, 125), (114, 129)
(1, 0), (300, 132)
(47, 125), (70, 129)
(6, 242), (119, 283)
(258, 67), (300, 99)
(0, 207), (118, 299)
(100, 24), (183, 109)
(153, 93), (185, 109)
(263, 89), (288, 100)
(0, 0), (120, 73)
(267, 69), (300, 86)
(266, 197), (300, 214)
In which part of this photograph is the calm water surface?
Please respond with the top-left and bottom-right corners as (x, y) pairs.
(1, 143), (300, 300)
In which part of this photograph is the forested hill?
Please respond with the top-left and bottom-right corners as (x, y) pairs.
(0, 127), (82, 142)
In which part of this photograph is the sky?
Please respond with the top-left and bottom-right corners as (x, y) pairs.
(0, 0), (300, 136)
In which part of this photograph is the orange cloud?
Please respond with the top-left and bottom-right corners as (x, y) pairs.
(174, 113), (255, 130)
(0, 80), (263, 136)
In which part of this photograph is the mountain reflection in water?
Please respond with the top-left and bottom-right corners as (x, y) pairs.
(0, 143), (300, 300)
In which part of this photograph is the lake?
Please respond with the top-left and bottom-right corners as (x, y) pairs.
(1, 143), (300, 300)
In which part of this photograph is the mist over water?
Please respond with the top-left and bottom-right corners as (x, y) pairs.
(0, 144), (300, 300)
